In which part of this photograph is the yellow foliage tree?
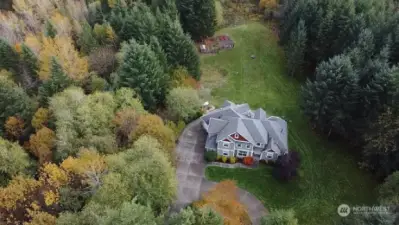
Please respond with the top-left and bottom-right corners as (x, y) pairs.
(0, 176), (41, 211)
(32, 35), (88, 81)
(24, 34), (42, 55)
(131, 114), (176, 162)
(259, 0), (277, 10)
(39, 163), (68, 188)
(4, 116), (25, 141)
(194, 180), (250, 225)
(31, 108), (50, 130)
(61, 148), (107, 189)
(50, 11), (72, 37)
(29, 127), (55, 164)
(24, 210), (56, 225)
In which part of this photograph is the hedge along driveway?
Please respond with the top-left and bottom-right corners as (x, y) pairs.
(202, 22), (377, 225)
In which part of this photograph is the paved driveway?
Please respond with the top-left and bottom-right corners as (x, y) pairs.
(172, 119), (267, 225)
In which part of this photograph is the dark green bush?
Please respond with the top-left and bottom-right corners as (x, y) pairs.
(204, 151), (217, 162)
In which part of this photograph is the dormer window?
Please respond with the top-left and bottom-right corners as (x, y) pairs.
(234, 133), (239, 138)
(257, 143), (261, 146)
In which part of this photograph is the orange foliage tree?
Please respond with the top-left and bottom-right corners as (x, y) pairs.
(259, 0), (277, 10)
(113, 108), (138, 147)
(29, 127), (55, 164)
(4, 116), (24, 141)
(194, 180), (250, 225)
(131, 114), (176, 162)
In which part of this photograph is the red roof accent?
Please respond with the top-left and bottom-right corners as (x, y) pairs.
(223, 138), (230, 142)
(230, 133), (248, 142)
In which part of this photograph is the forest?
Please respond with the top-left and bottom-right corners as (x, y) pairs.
(0, 0), (220, 224)
(282, 0), (399, 223)
(1, 0), (399, 224)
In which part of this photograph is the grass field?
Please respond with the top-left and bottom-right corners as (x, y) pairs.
(201, 22), (377, 225)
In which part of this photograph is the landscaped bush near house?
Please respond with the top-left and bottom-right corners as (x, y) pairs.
(221, 156), (228, 163)
(243, 156), (254, 166)
(217, 155), (222, 161)
(205, 151), (217, 162)
(273, 151), (300, 182)
(229, 156), (236, 164)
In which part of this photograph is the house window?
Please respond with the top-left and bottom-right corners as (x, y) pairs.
(237, 143), (242, 148)
(257, 143), (261, 146)
(266, 152), (273, 159)
(223, 151), (229, 156)
(223, 142), (229, 148)
(238, 151), (247, 157)
(246, 144), (251, 149)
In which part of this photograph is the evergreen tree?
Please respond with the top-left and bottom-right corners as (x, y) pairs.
(177, 0), (217, 40)
(38, 57), (72, 106)
(45, 20), (57, 38)
(301, 55), (358, 137)
(0, 77), (34, 135)
(285, 19), (306, 76)
(0, 38), (18, 71)
(20, 44), (39, 79)
(157, 14), (200, 79)
(109, 3), (158, 43)
(149, 36), (169, 73)
(116, 40), (167, 110)
(78, 21), (99, 54)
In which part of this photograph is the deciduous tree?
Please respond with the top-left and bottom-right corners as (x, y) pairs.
(194, 180), (250, 225)
(166, 87), (201, 122)
(0, 137), (31, 177)
(32, 108), (50, 130)
(29, 127), (56, 164)
(4, 116), (25, 141)
(131, 114), (176, 161)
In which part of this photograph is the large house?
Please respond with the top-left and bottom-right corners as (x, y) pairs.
(201, 100), (288, 161)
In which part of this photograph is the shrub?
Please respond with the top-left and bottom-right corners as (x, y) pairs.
(243, 156), (254, 166)
(216, 155), (222, 161)
(221, 156), (228, 163)
(229, 156), (236, 164)
(166, 87), (202, 122)
(205, 151), (217, 162)
(273, 151), (301, 181)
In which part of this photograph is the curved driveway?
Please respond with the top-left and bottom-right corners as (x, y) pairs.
(172, 119), (267, 225)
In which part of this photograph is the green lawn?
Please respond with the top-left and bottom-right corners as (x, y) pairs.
(202, 22), (377, 225)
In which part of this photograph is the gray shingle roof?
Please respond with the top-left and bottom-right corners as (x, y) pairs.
(207, 118), (228, 134)
(254, 108), (267, 120)
(201, 100), (288, 154)
(241, 118), (268, 144)
(216, 116), (256, 144)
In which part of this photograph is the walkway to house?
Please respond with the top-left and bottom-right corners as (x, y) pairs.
(172, 119), (268, 225)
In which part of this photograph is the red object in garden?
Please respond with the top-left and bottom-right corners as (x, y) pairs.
(243, 156), (254, 166)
